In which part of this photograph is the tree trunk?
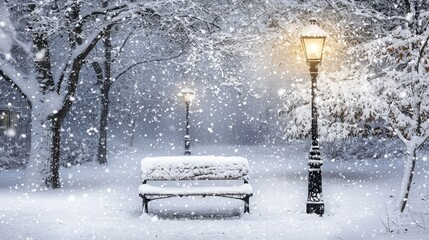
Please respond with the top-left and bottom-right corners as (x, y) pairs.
(97, 18), (112, 165)
(23, 1), (109, 188)
(97, 86), (110, 164)
(398, 145), (417, 212)
(50, 114), (62, 188)
(25, 106), (62, 189)
(129, 118), (136, 147)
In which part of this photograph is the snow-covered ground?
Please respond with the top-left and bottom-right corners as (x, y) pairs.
(0, 143), (428, 240)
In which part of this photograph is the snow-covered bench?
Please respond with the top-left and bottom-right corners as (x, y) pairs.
(138, 156), (253, 214)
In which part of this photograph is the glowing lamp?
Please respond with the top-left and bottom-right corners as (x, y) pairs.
(300, 19), (327, 64)
(180, 87), (195, 103)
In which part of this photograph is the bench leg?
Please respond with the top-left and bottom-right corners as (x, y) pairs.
(142, 196), (149, 213)
(244, 195), (250, 213)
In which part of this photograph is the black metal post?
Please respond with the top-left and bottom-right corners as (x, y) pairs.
(306, 62), (324, 216)
(184, 101), (191, 155)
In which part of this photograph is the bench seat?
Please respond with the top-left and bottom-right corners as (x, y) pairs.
(139, 155), (253, 214)
(139, 184), (253, 196)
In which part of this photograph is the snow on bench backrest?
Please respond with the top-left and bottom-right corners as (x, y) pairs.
(141, 156), (250, 181)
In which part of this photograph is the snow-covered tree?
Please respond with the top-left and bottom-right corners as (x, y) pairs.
(0, 0), (146, 189)
(0, 1), (170, 189)
(281, 68), (384, 141)
(357, 0), (429, 212)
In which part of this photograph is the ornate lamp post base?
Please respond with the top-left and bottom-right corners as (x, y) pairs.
(307, 202), (324, 215)
(306, 144), (324, 216)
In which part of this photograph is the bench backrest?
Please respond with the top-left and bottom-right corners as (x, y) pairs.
(141, 156), (250, 181)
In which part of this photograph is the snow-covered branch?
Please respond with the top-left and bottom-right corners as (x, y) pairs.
(0, 60), (33, 99)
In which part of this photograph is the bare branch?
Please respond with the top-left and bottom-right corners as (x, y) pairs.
(115, 31), (134, 58)
(416, 33), (429, 72)
(114, 51), (184, 81)
(91, 62), (103, 85)
(324, 0), (339, 12)
(81, 3), (129, 22)
(403, 0), (412, 14)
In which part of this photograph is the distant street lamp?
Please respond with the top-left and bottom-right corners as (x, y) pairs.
(180, 87), (195, 155)
(300, 18), (327, 216)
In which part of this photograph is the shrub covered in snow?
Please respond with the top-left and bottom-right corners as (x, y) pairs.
(323, 137), (405, 161)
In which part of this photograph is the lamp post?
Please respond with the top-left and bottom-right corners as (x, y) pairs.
(300, 18), (327, 216)
(180, 87), (195, 155)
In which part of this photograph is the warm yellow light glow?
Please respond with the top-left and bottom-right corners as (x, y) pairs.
(183, 93), (194, 102)
(180, 87), (195, 103)
(302, 38), (325, 62)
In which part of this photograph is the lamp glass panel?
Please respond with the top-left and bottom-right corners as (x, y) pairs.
(303, 38), (325, 61)
(183, 93), (194, 102)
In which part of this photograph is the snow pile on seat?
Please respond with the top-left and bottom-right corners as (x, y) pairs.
(141, 156), (250, 180)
